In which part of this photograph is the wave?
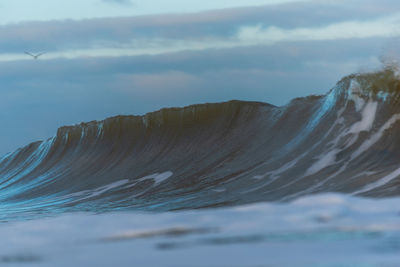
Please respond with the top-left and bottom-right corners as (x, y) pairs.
(2, 68), (400, 220)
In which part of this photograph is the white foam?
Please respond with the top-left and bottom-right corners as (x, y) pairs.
(80, 126), (86, 140)
(248, 158), (301, 193)
(354, 166), (400, 194)
(97, 122), (104, 137)
(251, 106), (346, 185)
(351, 114), (400, 160)
(153, 171), (173, 186)
(305, 149), (339, 176)
(90, 180), (130, 197)
(348, 100), (378, 134)
(348, 80), (365, 112)
(137, 171), (173, 187)
(117, 171), (174, 198)
(338, 99), (376, 149)
(324, 99), (377, 153)
(270, 159), (299, 178)
(212, 188), (226, 193)
(287, 163), (348, 201)
(142, 116), (149, 128)
(251, 157), (300, 182)
(250, 107), (348, 194)
(65, 179), (130, 200)
(289, 109), (399, 194)
(3, 193), (400, 266)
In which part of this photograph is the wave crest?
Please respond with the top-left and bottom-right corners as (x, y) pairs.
(2, 70), (400, 220)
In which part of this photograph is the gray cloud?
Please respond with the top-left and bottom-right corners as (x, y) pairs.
(102, 0), (134, 5)
(0, 0), (399, 54)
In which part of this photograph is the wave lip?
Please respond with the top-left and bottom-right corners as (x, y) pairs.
(2, 69), (400, 220)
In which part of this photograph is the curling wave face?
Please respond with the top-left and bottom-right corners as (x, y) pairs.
(2, 68), (400, 220)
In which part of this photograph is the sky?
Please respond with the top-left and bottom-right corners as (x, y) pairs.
(0, 0), (400, 154)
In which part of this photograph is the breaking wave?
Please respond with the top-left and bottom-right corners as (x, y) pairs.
(2, 68), (400, 220)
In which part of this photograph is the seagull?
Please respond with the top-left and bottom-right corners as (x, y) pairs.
(24, 51), (46, 60)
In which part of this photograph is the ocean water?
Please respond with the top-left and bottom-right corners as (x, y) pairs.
(2, 69), (400, 265)
(1, 194), (400, 266)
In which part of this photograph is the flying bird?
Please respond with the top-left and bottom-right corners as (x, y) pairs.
(24, 51), (46, 60)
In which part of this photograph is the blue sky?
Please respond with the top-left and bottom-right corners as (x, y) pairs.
(0, 0), (399, 154)
(0, 0), (310, 24)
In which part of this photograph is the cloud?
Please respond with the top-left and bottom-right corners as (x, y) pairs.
(0, 0), (314, 25)
(0, 0), (399, 61)
(102, 0), (134, 5)
(238, 14), (400, 44)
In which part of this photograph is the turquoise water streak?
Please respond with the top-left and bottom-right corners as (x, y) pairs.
(281, 87), (338, 153)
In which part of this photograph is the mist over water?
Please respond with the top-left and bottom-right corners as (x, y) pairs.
(1, 194), (400, 267)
